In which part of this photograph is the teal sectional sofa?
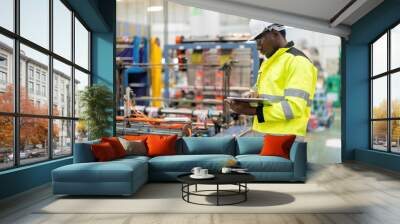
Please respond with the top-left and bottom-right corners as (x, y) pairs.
(52, 137), (307, 196)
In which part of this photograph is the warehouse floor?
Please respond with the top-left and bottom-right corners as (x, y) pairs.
(306, 109), (342, 164)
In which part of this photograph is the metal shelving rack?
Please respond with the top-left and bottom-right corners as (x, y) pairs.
(162, 42), (259, 99)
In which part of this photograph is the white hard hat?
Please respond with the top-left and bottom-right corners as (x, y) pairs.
(249, 19), (286, 40)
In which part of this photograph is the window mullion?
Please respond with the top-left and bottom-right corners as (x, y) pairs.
(371, 45), (377, 150)
(71, 10), (76, 152)
(370, 44), (373, 149)
(48, 0), (54, 160)
(14, 0), (20, 167)
(388, 30), (391, 152)
(88, 31), (91, 74)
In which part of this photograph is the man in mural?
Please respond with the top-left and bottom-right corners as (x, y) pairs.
(228, 20), (318, 140)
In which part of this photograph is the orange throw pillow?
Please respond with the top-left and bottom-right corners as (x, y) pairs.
(101, 137), (126, 158)
(91, 142), (117, 161)
(259, 135), (296, 159)
(124, 135), (149, 141)
(146, 135), (178, 157)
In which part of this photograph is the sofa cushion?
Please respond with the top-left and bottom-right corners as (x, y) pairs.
(53, 159), (147, 183)
(101, 137), (127, 158)
(147, 135), (178, 157)
(149, 154), (235, 172)
(260, 135), (296, 159)
(90, 142), (118, 162)
(124, 135), (149, 141)
(236, 137), (263, 155)
(179, 137), (235, 155)
(118, 138), (147, 156)
(236, 155), (293, 172)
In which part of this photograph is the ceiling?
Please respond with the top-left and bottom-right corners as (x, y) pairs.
(168, 0), (384, 38)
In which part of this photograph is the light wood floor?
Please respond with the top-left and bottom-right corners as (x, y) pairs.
(1, 162), (400, 224)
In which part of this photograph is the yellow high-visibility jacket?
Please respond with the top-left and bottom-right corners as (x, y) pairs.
(253, 41), (317, 136)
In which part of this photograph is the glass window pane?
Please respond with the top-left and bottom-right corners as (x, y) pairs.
(53, 119), (72, 157)
(391, 24), (400, 70)
(75, 120), (88, 143)
(0, 0), (14, 31)
(20, 117), (49, 165)
(74, 69), (89, 118)
(75, 18), (89, 70)
(391, 120), (400, 153)
(391, 72), (400, 118)
(20, 0), (49, 49)
(0, 35), (14, 113)
(0, 116), (14, 170)
(372, 121), (388, 151)
(372, 77), (387, 119)
(53, 59), (72, 117)
(20, 44), (49, 115)
(372, 33), (387, 76)
(53, 0), (72, 60)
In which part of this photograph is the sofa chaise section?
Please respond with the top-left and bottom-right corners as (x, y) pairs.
(52, 142), (149, 196)
(52, 159), (148, 195)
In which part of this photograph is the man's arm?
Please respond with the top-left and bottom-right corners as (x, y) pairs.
(256, 56), (316, 123)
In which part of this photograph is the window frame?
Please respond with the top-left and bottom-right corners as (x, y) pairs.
(0, 53), (7, 87)
(0, 0), (92, 171)
(370, 20), (400, 154)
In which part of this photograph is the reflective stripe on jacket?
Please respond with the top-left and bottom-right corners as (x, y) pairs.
(252, 41), (317, 136)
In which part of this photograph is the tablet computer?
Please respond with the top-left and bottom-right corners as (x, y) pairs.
(226, 97), (265, 103)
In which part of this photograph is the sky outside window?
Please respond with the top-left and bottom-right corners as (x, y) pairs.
(0, 0), (14, 31)
(20, 0), (49, 49)
(53, 0), (72, 60)
(74, 18), (89, 70)
(391, 24), (400, 70)
(372, 34), (387, 76)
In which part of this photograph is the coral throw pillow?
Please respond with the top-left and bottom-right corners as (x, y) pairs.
(91, 142), (117, 162)
(101, 137), (127, 158)
(123, 135), (149, 141)
(259, 135), (296, 159)
(146, 135), (178, 157)
(123, 135), (150, 151)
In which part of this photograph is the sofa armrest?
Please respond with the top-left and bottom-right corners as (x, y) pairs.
(289, 142), (307, 181)
(73, 140), (100, 163)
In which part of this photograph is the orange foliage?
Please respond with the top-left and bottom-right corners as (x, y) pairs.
(373, 99), (400, 140)
(0, 116), (13, 148)
(0, 84), (59, 150)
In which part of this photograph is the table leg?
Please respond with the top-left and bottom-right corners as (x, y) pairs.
(245, 183), (247, 201)
(181, 184), (183, 199)
(187, 184), (190, 202)
(195, 184), (198, 192)
(217, 184), (219, 206)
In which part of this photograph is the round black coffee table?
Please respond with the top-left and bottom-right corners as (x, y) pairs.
(177, 173), (255, 206)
